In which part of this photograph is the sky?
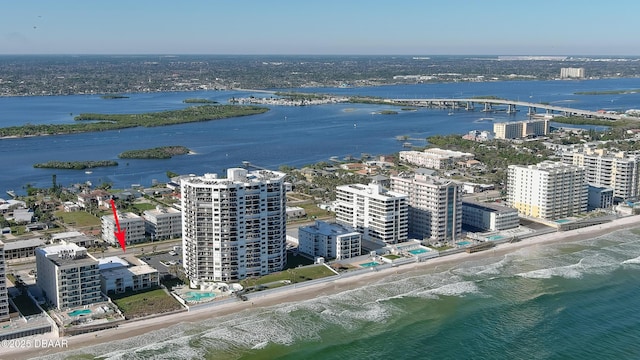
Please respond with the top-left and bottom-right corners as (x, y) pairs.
(1, 0), (639, 56)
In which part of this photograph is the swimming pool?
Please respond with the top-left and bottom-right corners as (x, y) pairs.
(184, 291), (216, 302)
(68, 309), (92, 317)
(486, 235), (505, 241)
(457, 241), (472, 246)
(556, 219), (571, 223)
(408, 248), (429, 255)
(359, 261), (379, 268)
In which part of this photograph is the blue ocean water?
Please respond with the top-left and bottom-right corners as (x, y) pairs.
(41, 228), (640, 359)
(2, 78), (640, 194)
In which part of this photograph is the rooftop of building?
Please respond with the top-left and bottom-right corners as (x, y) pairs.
(392, 172), (459, 186)
(401, 147), (474, 158)
(182, 168), (286, 187)
(337, 183), (407, 199)
(510, 161), (582, 172)
(100, 263), (157, 279)
(50, 231), (84, 240)
(301, 220), (361, 236)
(143, 207), (181, 217)
(462, 199), (518, 213)
(37, 243), (97, 267)
(3, 237), (45, 251)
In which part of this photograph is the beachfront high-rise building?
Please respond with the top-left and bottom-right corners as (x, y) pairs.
(0, 241), (9, 323)
(335, 183), (408, 245)
(101, 212), (146, 246)
(507, 161), (587, 220)
(390, 173), (463, 242)
(561, 148), (640, 201)
(35, 243), (101, 310)
(181, 168), (287, 286)
(560, 67), (585, 79)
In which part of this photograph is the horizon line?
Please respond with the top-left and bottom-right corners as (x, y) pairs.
(1, 53), (640, 58)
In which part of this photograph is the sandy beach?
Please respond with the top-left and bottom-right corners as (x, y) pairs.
(7, 215), (640, 359)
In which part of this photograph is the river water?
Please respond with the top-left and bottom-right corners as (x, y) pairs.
(1, 78), (639, 194)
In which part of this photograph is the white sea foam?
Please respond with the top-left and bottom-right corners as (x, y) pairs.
(417, 280), (481, 298)
(622, 255), (640, 265)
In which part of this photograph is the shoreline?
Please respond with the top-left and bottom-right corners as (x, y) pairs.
(8, 215), (640, 359)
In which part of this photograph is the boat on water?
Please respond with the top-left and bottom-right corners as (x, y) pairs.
(85, 171), (93, 174)
(6, 190), (16, 198)
(403, 142), (413, 148)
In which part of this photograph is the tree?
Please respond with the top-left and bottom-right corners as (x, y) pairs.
(166, 171), (179, 179)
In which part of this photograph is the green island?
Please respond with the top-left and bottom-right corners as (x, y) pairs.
(274, 92), (330, 100)
(550, 115), (627, 127)
(101, 94), (129, 99)
(183, 98), (217, 103)
(575, 89), (640, 95)
(377, 110), (398, 115)
(0, 105), (269, 138)
(471, 95), (504, 100)
(119, 146), (191, 159)
(33, 160), (118, 170)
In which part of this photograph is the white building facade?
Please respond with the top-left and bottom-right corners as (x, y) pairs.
(494, 119), (549, 139)
(102, 212), (146, 246)
(334, 183), (408, 245)
(143, 207), (182, 241)
(35, 243), (101, 310)
(560, 67), (585, 79)
(0, 241), (8, 322)
(99, 256), (159, 294)
(181, 168), (287, 286)
(391, 173), (463, 242)
(507, 161), (588, 220)
(461, 200), (519, 232)
(399, 148), (474, 169)
(298, 220), (361, 260)
(561, 149), (640, 201)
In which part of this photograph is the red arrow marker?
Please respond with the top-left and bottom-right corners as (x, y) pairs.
(110, 199), (126, 252)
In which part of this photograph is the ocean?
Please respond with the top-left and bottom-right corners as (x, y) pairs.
(40, 227), (640, 359)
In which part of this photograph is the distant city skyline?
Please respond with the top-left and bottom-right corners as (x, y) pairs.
(2, 1), (639, 56)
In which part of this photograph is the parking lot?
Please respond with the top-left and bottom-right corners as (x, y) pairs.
(140, 249), (181, 278)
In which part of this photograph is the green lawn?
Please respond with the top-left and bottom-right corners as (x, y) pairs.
(132, 202), (157, 212)
(287, 202), (335, 223)
(240, 264), (336, 288)
(54, 210), (101, 227)
(383, 254), (401, 260)
(110, 288), (183, 319)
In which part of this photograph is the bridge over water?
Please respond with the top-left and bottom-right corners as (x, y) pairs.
(387, 98), (623, 120)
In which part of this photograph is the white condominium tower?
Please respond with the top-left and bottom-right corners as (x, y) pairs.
(335, 183), (408, 245)
(0, 241), (8, 322)
(507, 161), (587, 220)
(181, 168), (287, 286)
(390, 173), (462, 242)
(561, 148), (640, 201)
